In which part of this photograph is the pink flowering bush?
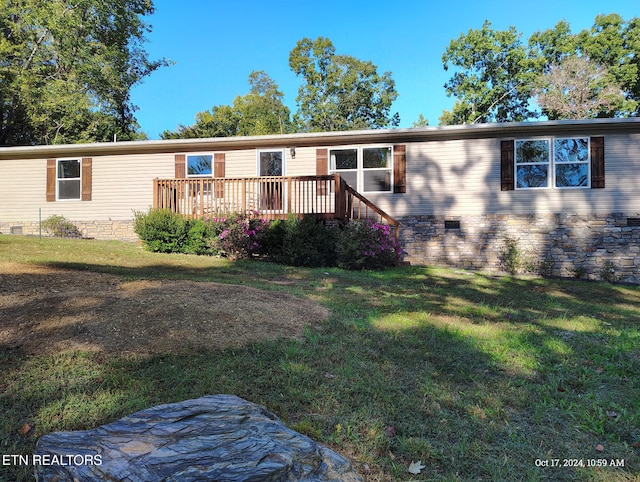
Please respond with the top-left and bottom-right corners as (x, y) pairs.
(135, 209), (403, 269)
(336, 220), (403, 270)
(206, 212), (268, 260)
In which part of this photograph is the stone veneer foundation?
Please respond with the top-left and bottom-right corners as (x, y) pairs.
(400, 213), (640, 284)
(0, 220), (137, 242)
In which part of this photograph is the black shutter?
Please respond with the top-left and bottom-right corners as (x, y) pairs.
(500, 140), (514, 191)
(590, 136), (605, 189)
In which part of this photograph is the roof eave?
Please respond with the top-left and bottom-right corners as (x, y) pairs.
(1, 118), (639, 160)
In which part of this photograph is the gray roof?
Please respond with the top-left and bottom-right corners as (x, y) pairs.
(1, 117), (639, 160)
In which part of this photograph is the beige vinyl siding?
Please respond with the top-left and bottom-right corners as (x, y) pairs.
(224, 150), (258, 177)
(370, 133), (640, 219)
(0, 153), (175, 223)
(2, 128), (639, 227)
(0, 158), (48, 222)
(285, 147), (316, 176)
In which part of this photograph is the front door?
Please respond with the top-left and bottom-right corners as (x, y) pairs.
(258, 150), (284, 211)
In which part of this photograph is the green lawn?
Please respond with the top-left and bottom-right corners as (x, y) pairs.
(1, 235), (639, 481)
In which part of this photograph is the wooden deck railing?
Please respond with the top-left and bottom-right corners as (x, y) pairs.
(153, 174), (400, 238)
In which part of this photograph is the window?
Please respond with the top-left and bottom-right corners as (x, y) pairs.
(363, 147), (392, 192)
(47, 157), (91, 202)
(187, 154), (213, 176)
(554, 138), (589, 187)
(258, 150), (284, 176)
(515, 140), (549, 189)
(515, 137), (590, 189)
(329, 146), (393, 193)
(57, 159), (81, 200)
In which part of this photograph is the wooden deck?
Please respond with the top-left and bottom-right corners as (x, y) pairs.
(153, 174), (400, 238)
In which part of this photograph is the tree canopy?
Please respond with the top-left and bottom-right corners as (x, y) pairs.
(161, 71), (292, 139)
(440, 14), (640, 124)
(440, 21), (538, 125)
(164, 37), (400, 139)
(533, 56), (626, 119)
(289, 37), (399, 131)
(0, 0), (169, 145)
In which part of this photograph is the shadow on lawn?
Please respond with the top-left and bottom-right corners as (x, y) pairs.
(1, 262), (639, 481)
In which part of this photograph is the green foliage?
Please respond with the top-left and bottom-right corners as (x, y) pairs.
(600, 260), (618, 283)
(264, 216), (338, 267)
(335, 220), (402, 270)
(182, 218), (215, 255)
(41, 215), (82, 238)
(133, 209), (400, 270)
(570, 264), (588, 280)
(4, 237), (639, 481)
(133, 209), (191, 253)
(530, 14), (640, 117)
(0, 0), (169, 145)
(206, 213), (268, 260)
(499, 236), (523, 275)
(161, 71), (291, 139)
(411, 113), (429, 128)
(288, 37), (399, 131)
(441, 21), (537, 125)
(441, 14), (640, 124)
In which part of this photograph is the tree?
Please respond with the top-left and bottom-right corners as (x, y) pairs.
(530, 14), (640, 117)
(0, 0), (168, 145)
(533, 56), (626, 119)
(161, 71), (291, 139)
(411, 114), (429, 128)
(440, 21), (538, 125)
(288, 37), (399, 132)
(234, 70), (291, 136)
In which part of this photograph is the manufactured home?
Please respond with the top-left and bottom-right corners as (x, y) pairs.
(1, 118), (639, 282)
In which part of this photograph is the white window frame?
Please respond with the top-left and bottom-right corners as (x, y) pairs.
(329, 145), (394, 194)
(56, 158), (81, 201)
(553, 137), (590, 189)
(514, 137), (590, 190)
(256, 149), (286, 177)
(186, 153), (214, 178)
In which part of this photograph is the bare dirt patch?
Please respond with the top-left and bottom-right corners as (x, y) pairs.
(0, 262), (329, 356)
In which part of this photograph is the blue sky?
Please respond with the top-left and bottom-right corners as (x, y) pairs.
(130, 1), (639, 139)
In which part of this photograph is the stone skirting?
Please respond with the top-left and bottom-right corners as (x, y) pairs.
(400, 213), (640, 284)
(0, 220), (138, 242)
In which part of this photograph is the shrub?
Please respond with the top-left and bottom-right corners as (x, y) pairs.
(207, 212), (269, 260)
(41, 215), (82, 238)
(600, 260), (618, 283)
(335, 220), (402, 270)
(183, 218), (215, 255)
(264, 215), (337, 267)
(570, 264), (587, 279)
(499, 236), (522, 275)
(133, 209), (191, 253)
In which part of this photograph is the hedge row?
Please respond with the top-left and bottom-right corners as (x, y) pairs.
(133, 209), (402, 270)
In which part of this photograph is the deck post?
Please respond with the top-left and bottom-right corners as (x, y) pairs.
(153, 178), (158, 209)
(334, 174), (345, 220)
